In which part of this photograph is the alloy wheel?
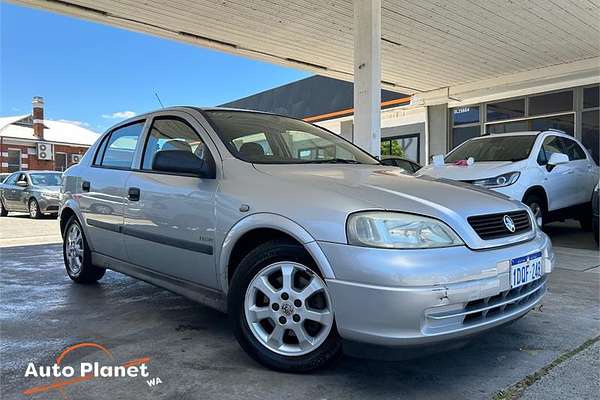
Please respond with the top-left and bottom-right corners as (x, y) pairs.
(29, 200), (39, 218)
(66, 223), (84, 276)
(244, 262), (334, 356)
(528, 202), (543, 226)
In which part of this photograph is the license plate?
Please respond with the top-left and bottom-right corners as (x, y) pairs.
(510, 251), (543, 288)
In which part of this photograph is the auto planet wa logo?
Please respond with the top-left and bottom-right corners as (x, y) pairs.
(22, 342), (161, 398)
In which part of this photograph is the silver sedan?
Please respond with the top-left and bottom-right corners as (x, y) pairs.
(59, 107), (554, 372)
(0, 171), (62, 218)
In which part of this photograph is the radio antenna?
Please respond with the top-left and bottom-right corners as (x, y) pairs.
(154, 90), (165, 108)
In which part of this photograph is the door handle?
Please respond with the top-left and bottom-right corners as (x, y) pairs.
(128, 187), (140, 201)
(82, 181), (90, 192)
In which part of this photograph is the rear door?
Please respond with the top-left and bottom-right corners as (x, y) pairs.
(122, 112), (220, 288)
(558, 136), (595, 205)
(78, 120), (146, 260)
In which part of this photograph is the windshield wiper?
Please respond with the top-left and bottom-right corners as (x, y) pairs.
(301, 158), (361, 164)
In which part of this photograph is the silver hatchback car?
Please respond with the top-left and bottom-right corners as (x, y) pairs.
(59, 107), (554, 371)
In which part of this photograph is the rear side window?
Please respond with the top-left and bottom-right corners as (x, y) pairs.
(141, 117), (210, 171)
(559, 137), (586, 160)
(94, 122), (144, 169)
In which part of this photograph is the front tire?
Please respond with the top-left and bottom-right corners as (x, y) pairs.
(228, 239), (342, 372)
(0, 200), (7, 217)
(29, 198), (41, 219)
(523, 193), (546, 228)
(63, 216), (105, 283)
(577, 202), (593, 232)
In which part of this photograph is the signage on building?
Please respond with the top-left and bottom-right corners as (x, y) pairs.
(37, 142), (53, 160)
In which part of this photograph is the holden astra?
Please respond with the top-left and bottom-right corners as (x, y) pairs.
(59, 108), (554, 371)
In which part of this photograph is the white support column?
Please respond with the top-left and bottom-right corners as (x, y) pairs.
(353, 0), (381, 158)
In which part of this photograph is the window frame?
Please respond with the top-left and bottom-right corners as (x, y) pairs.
(131, 115), (221, 180)
(6, 149), (22, 173)
(92, 120), (146, 171)
(137, 115), (215, 177)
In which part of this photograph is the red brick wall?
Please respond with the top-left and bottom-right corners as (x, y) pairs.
(0, 142), (90, 173)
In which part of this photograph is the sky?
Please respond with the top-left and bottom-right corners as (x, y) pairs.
(0, 2), (308, 133)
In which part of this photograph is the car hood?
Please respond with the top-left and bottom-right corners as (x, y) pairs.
(416, 161), (521, 181)
(253, 163), (533, 249)
(34, 185), (61, 192)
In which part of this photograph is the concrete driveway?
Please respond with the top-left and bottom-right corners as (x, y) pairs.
(0, 215), (598, 400)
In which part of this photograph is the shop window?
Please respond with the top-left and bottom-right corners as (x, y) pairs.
(55, 153), (68, 171)
(451, 126), (480, 149)
(486, 120), (529, 134)
(7, 149), (21, 172)
(582, 110), (599, 164)
(380, 134), (420, 162)
(530, 114), (574, 135)
(487, 99), (525, 122)
(452, 106), (479, 125)
(583, 86), (599, 109)
(528, 90), (573, 116)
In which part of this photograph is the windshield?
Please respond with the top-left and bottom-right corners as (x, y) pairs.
(445, 135), (537, 163)
(29, 173), (62, 186)
(203, 110), (379, 165)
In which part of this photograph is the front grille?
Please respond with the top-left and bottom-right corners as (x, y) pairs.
(462, 275), (546, 325)
(427, 275), (547, 328)
(467, 210), (531, 240)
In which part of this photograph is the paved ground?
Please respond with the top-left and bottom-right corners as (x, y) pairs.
(0, 215), (598, 400)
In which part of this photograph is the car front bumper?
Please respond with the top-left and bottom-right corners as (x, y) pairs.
(38, 196), (61, 213)
(320, 231), (554, 347)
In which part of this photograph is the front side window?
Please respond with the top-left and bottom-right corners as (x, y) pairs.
(445, 135), (537, 163)
(142, 117), (209, 170)
(204, 111), (378, 164)
(4, 172), (19, 185)
(538, 136), (565, 165)
(29, 173), (62, 186)
(96, 122), (144, 169)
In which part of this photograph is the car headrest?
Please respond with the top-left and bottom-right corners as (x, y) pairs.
(239, 142), (265, 158)
(162, 140), (192, 152)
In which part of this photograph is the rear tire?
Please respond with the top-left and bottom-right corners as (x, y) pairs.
(0, 200), (7, 217)
(228, 239), (342, 372)
(63, 216), (105, 283)
(28, 198), (41, 219)
(523, 193), (546, 228)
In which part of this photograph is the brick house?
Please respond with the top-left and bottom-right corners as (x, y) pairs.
(0, 97), (99, 173)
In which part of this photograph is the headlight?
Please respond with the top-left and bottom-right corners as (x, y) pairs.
(347, 212), (464, 249)
(472, 172), (520, 188)
(41, 191), (60, 199)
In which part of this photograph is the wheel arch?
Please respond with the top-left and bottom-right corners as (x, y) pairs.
(522, 186), (548, 209)
(59, 201), (87, 240)
(218, 213), (335, 293)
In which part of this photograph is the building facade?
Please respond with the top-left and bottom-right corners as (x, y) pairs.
(222, 77), (599, 166)
(0, 97), (99, 173)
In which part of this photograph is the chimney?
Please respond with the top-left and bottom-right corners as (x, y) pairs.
(32, 96), (44, 140)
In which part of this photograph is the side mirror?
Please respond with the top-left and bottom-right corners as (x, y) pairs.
(547, 152), (569, 171)
(16, 180), (27, 187)
(152, 150), (216, 179)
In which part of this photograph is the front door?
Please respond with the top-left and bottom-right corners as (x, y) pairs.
(123, 113), (219, 289)
(539, 135), (578, 211)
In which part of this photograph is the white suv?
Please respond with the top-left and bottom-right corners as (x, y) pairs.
(418, 130), (599, 228)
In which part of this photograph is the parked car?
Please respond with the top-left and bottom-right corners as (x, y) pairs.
(417, 130), (599, 228)
(0, 173), (10, 183)
(0, 171), (62, 218)
(60, 108), (554, 372)
(380, 156), (421, 173)
(593, 184), (599, 245)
